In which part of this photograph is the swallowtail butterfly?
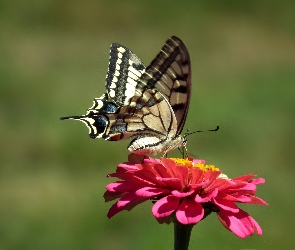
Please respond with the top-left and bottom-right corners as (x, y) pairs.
(61, 36), (191, 155)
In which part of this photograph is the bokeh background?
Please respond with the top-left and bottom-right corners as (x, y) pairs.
(1, 0), (295, 249)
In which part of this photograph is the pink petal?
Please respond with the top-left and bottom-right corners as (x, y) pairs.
(226, 194), (252, 203)
(143, 156), (160, 164)
(173, 165), (189, 188)
(247, 196), (269, 205)
(215, 192), (241, 202)
(133, 170), (159, 184)
(235, 182), (257, 192)
(250, 178), (265, 185)
(249, 216), (263, 235)
(213, 198), (239, 213)
(156, 177), (182, 190)
(207, 178), (233, 192)
(141, 162), (161, 175)
(107, 192), (148, 218)
(233, 174), (256, 182)
(189, 182), (206, 190)
(108, 173), (144, 184)
(195, 188), (218, 203)
(106, 181), (143, 193)
(192, 159), (205, 165)
(217, 208), (263, 238)
(190, 168), (204, 184)
(161, 158), (180, 178)
(176, 198), (204, 224)
(202, 171), (222, 189)
(172, 189), (195, 198)
(152, 195), (181, 218)
(220, 182), (256, 196)
(135, 187), (171, 198)
(154, 163), (171, 178)
(117, 163), (140, 171)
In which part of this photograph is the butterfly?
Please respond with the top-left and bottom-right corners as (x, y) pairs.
(61, 36), (191, 155)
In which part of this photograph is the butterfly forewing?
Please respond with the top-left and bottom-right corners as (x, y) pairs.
(106, 43), (145, 106)
(140, 36), (191, 134)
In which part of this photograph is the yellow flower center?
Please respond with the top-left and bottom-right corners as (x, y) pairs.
(194, 162), (220, 172)
(169, 158), (193, 167)
(169, 158), (220, 172)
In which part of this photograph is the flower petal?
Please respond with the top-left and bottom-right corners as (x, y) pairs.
(116, 163), (141, 172)
(217, 208), (263, 238)
(213, 198), (240, 213)
(190, 168), (204, 184)
(176, 198), (204, 224)
(173, 166), (189, 188)
(104, 181), (145, 202)
(247, 196), (269, 205)
(202, 170), (222, 189)
(161, 159), (189, 185)
(154, 163), (171, 178)
(250, 178), (265, 185)
(135, 187), (171, 198)
(107, 192), (148, 218)
(152, 195), (181, 218)
(106, 181), (143, 193)
(233, 174), (256, 182)
(156, 177), (182, 190)
(249, 216), (263, 235)
(195, 188), (218, 203)
(172, 189), (195, 198)
(225, 194), (252, 203)
(192, 159), (205, 165)
(206, 178), (233, 192)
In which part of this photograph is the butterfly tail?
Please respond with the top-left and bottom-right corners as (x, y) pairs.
(60, 115), (85, 120)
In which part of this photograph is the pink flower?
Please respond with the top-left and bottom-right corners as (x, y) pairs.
(104, 154), (268, 239)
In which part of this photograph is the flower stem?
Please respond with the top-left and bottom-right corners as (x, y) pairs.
(174, 221), (194, 250)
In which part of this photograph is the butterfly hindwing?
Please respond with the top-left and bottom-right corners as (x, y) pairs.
(104, 89), (175, 136)
(104, 88), (181, 155)
(61, 93), (118, 139)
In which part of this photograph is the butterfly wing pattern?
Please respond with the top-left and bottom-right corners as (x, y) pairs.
(61, 36), (191, 155)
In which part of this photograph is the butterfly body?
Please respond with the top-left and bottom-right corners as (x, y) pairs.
(128, 134), (185, 155)
(61, 36), (191, 155)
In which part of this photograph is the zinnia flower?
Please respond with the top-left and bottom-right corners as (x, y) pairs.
(104, 154), (268, 239)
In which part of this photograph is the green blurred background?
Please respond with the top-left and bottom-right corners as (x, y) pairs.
(1, 0), (294, 249)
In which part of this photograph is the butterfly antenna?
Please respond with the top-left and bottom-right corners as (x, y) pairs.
(184, 126), (219, 138)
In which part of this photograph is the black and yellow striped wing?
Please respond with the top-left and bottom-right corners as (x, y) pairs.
(105, 36), (191, 134)
(61, 36), (191, 155)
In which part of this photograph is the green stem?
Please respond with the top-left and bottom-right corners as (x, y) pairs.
(174, 221), (194, 250)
